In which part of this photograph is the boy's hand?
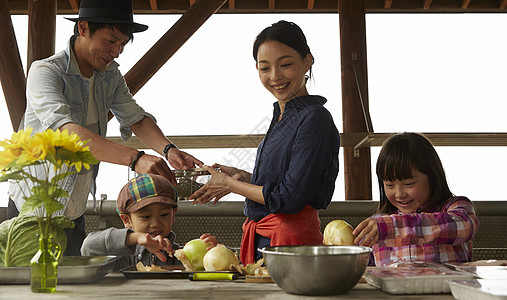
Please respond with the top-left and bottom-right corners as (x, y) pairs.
(352, 218), (379, 247)
(200, 233), (218, 251)
(129, 232), (175, 262)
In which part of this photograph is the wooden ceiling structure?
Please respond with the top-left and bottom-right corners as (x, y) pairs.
(1, 0), (507, 200)
(6, 0), (507, 14)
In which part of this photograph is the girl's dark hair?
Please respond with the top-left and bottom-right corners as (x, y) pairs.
(376, 132), (454, 214)
(252, 20), (314, 81)
(74, 21), (134, 41)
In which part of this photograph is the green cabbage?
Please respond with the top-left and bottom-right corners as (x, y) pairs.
(0, 215), (74, 267)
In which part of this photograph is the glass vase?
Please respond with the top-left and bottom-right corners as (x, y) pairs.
(30, 234), (61, 293)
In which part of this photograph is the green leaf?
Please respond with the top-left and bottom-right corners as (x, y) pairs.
(51, 170), (76, 183)
(43, 200), (64, 216)
(56, 148), (80, 164)
(19, 194), (44, 215)
(79, 151), (99, 165)
(49, 186), (69, 200)
(44, 151), (58, 167)
(0, 171), (25, 183)
(42, 195), (64, 216)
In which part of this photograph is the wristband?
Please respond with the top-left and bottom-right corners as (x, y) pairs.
(129, 151), (145, 172)
(163, 143), (178, 159)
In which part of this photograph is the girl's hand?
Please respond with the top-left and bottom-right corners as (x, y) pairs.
(352, 218), (379, 247)
(200, 233), (218, 250)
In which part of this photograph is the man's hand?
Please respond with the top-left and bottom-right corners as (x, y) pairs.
(134, 154), (177, 185)
(166, 148), (202, 170)
(129, 117), (202, 171)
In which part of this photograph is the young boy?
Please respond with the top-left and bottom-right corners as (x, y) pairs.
(81, 173), (217, 268)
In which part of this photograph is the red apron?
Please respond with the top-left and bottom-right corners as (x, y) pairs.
(240, 205), (323, 265)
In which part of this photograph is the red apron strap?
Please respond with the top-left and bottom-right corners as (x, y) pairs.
(240, 205), (323, 265)
(240, 214), (284, 265)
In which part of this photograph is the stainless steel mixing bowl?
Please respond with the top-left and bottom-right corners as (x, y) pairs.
(259, 245), (372, 296)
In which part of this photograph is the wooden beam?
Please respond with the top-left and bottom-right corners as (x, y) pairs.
(307, 0), (315, 10)
(150, 0), (158, 10)
(107, 134), (265, 149)
(0, 0), (26, 130)
(461, 0), (471, 9)
(423, 0), (432, 9)
(341, 132), (507, 148)
(124, 0), (227, 95)
(269, 0), (275, 9)
(27, 0), (57, 73)
(68, 0), (79, 11)
(7, 0), (507, 14)
(501, 0), (507, 9)
(339, 0), (372, 200)
(106, 132), (507, 150)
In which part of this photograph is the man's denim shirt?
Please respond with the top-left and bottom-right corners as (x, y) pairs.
(9, 36), (156, 216)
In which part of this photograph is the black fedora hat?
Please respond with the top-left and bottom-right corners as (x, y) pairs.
(65, 0), (148, 33)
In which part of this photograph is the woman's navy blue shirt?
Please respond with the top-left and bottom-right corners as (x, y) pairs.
(244, 95), (340, 222)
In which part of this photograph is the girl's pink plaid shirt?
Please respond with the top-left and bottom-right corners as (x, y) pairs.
(372, 196), (479, 266)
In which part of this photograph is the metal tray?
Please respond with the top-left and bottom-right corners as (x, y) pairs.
(445, 260), (507, 270)
(448, 279), (507, 300)
(0, 256), (120, 284)
(121, 265), (238, 279)
(454, 266), (507, 280)
(363, 266), (475, 294)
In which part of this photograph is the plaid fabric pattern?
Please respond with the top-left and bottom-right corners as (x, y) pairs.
(372, 196), (479, 266)
(116, 174), (176, 214)
(128, 175), (158, 205)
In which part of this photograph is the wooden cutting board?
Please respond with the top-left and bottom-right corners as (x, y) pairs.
(245, 275), (274, 283)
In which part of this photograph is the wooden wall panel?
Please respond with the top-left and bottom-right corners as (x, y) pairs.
(0, 0), (26, 130)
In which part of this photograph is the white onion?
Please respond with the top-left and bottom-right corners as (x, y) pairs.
(203, 244), (240, 271)
(182, 239), (211, 271)
(323, 220), (355, 246)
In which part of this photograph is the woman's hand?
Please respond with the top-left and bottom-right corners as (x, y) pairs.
(352, 217), (379, 247)
(212, 163), (251, 183)
(190, 165), (232, 205)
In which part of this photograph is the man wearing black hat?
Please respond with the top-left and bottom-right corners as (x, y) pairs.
(7, 0), (202, 256)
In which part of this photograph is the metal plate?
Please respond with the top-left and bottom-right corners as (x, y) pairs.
(0, 256), (120, 284)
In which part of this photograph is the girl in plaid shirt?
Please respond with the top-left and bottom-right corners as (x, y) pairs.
(352, 132), (479, 266)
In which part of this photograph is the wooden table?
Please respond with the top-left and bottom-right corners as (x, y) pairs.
(0, 272), (456, 300)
